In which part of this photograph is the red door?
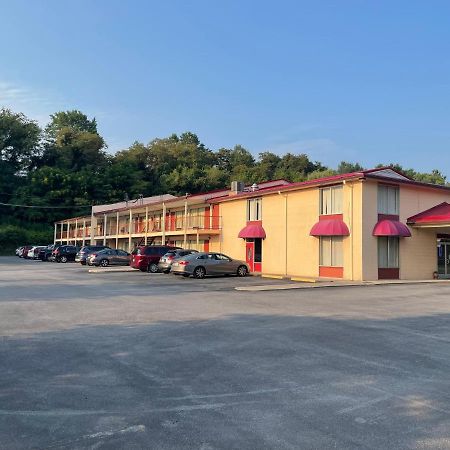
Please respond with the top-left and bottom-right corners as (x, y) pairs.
(246, 241), (255, 272)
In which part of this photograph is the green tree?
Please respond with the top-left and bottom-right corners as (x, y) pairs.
(0, 108), (41, 172)
(337, 161), (364, 174)
(45, 110), (98, 139)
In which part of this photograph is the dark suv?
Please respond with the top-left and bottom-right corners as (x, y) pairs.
(39, 244), (61, 262)
(51, 245), (80, 263)
(75, 245), (111, 265)
(130, 245), (181, 272)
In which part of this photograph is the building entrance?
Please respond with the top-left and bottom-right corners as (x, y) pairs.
(437, 240), (450, 278)
(245, 238), (262, 273)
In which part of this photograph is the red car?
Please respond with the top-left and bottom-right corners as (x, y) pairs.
(130, 245), (181, 272)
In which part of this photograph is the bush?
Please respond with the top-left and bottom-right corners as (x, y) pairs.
(0, 224), (53, 255)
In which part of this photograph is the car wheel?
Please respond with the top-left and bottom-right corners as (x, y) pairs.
(100, 259), (109, 267)
(59, 255), (68, 263)
(148, 263), (159, 273)
(237, 265), (248, 277)
(193, 266), (206, 279)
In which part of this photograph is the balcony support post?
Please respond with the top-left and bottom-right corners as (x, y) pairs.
(183, 199), (188, 247)
(162, 202), (166, 245)
(82, 218), (86, 246)
(128, 209), (132, 251)
(103, 213), (107, 246)
(116, 211), (119, 249)
(145, 206), (149, 245)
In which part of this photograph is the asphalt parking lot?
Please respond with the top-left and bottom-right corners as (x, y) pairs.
(1, 257), (450, 449)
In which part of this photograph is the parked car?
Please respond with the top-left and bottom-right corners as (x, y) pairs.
(27, 246), (46, 260)
(51, 245), (80, 263)
(38, 244), (61, 262)
(20, 245), (33, 259)
(158, 249), (199, 273)
(130, 245), (182, 272)
(87, 249), (131, 267)
(15, 246), (24, 256)
(75, 245), (111, 265)
(171, 252), (249, 278)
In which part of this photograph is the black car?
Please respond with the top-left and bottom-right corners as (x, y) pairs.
(75, 245), (111, 265)
(51, 245), (80, 263)
(39, 244), (61, 262)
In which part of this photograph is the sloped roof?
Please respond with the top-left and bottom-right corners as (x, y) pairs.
(210, 167), (450, 204)
(407, 202), (450, 225)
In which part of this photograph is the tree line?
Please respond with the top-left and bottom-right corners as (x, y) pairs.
(0, 107), (448, 248)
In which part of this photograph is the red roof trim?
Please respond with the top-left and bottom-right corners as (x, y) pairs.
(407, 202), (450, 224)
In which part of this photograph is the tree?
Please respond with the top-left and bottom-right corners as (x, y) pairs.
(337, 161), (364, 174)
(0, 108), (41, 173)
(40, 110), (107, 171)
(45, 110), (98, 139)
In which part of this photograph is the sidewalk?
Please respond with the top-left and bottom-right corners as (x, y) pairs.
(236, 277), (450, 291)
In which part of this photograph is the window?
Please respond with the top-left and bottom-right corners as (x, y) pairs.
(175, 211), (183, 229)
(319, 236), (343, 267)
(254, 238), (262, 263)
(216, 254), (231, 261)
(189, 208), (205, 228)
(378, 185), (399, 215)
(320, 186), (343, 215)
(378, 237), (399, 268)
(247, 198), (262, 221)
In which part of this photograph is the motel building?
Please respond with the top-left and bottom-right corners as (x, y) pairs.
(55, 167), (450, 280)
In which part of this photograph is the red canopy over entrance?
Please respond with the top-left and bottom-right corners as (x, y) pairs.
(407, 202), (450, 226)
(238, 223), (266, 239)
(310, 219), (350, 236)
(373, 219), (411, 237)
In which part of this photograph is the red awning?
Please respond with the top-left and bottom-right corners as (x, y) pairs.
(310, 219), (350, 236)
(373, 219), (411, 237)
(407, 202), (450, 225)
(238, 223), (266, 239)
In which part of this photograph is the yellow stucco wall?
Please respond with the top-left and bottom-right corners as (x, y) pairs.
(362, 180), (450, 280)
(399, 184), (450, 279)
(215, 181), (367, 280)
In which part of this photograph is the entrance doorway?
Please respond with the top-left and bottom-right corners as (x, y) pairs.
(246, 238), (262, 272)
(437, 240), (450, 279)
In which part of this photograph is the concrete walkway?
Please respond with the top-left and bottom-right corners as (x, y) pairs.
(236, 278), (450, 291)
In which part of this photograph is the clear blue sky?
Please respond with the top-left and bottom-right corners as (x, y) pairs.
(1, 0), (449, 176)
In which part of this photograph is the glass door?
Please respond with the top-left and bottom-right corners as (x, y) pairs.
(437, 242), (450, 278)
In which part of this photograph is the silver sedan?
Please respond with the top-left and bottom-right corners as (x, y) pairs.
(171, 252), (249, 278)
(87, 249), (131, 267)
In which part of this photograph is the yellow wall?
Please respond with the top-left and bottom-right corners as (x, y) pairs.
(361, 180), (450, 280)
(399, 183), (450, 279)
(215, 181), (367, 280)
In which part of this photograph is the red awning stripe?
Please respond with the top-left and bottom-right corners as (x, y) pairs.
(238, 224), (266, 239)
(373, 219), (411, 237)
(310, 219), (350, 236)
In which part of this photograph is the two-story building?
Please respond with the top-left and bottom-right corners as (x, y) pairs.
(55, 167), (450, 280)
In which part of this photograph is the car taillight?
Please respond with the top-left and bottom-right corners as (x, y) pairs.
(179, 260), (188, 266)
(91, 253), (97, 257)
